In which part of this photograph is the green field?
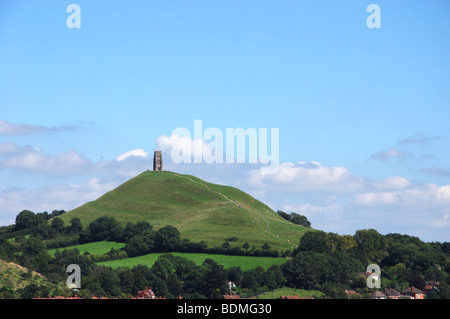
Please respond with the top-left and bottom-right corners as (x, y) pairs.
(97, 252), (287, 271)
(47, 241), (126, 257)
(252, 287), (324, 299)
(58, 171), (312, 251)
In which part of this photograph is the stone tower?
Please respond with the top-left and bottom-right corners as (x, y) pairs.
(153, 151), (162, 171)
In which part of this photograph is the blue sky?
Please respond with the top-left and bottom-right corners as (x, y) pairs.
(1, 1), (449, 241)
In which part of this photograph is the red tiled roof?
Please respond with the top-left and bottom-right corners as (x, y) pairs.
(402, 286), (424, 295)
(384, 288), (400, 296)
(223, 295), (241, 299)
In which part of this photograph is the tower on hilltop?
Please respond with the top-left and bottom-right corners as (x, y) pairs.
(153, 151), (162, 171)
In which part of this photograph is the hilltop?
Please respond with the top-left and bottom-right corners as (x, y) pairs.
(60, 171), (311, 251)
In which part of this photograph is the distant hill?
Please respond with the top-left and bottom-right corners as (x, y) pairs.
(60, 171), (312, 250)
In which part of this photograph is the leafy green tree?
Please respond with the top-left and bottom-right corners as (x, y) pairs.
(0, 238), (15, 261)
(226, 266), (243, 287)
(51, 217), (65, 232)
(167, 275), (183, 297)
(267, 265), (286, 288)
(98, 267), (121, 297)
(339, 235), (358, 255)
(150, 276), (169, 298)
(33, 213), (48, 226)
(123, 221), (153, 242)
(117, 268), (136, 295)
(152, 257), (176, 280)
(69, 217), (83, 233)
(320, 282), (347, 299)
(31, 222), (53, 239)
(19, 283), (39, 299)
(282, 251), (327, 290)
(15, 210), (35, 231)
(297, 231), (328, 253)
(155, 225), (180, 251)
(354, 229), (387, 264)
(126, 234), (151, 257)
(290, 213), (311, 227)
(276, 210), (290, 221)
(21, 237), (46, 256)
(80, 216), (123, 243)
(242, 269), (262, 290)
(196, 259), (227, 298)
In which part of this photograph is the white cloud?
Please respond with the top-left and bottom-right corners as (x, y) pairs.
(247, 161), (366, 194)
(0, 119), (76, 136)
(156, 134), (218, 164)
(372, 176), (411, 190)
(370, 148), (414, 162)
(0, 143), (94, 176)
(0, 178), (119, 225)
(349, 183), (450, 209)
(116, 149), (149, 162)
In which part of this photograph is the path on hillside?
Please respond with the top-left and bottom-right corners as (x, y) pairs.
(169, 172), (296, 248)
(170, 172), (241, 208)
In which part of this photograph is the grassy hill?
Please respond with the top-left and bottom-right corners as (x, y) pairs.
(0, 259), (68, 296)
(60, 171), (312, 250)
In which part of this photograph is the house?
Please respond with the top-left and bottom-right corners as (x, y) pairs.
(136, 287), (156, 299)
(371, 290), (387, 299)
(401, 286), (425, 299)
(423, 281), (439, 297)
(223, 294), (241, 299)
(279, 295), (314, 299)
(345, 290), (361, 299)
(384, 288), (401, 299)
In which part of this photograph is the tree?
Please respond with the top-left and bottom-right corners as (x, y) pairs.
(354, 229), (387, 264)
(51, 217), (65, 232)
(123, 221), (153, 242)
(21, 237), (46, 256)
(98, 267), (121, 297)
(196, 259), (227, 298)
(155, 226), (180, 251)
(297, 231), (328, 253)
(167, 275), (183, 297)
(276, 210), (290, 221)
(242, 242), (250, 251)
(15, 210), (35, 231)
(276, 210), (311, 227)
(126, 234), (152, 257)
(152, 257), (176, 280)
(69, 218), (83, 233)
(242, 269), (262, 290)
(267, 265), (286, 288)
(117, 268), (135, 295)
(226, 266), (243, 287)
(282, 251), (326, 290)
(339, 235), (358, 255)
(82, 216), (123, 242)
(19, 283), (40, 299)
(290, 213), (311, 228)
(320, 282), (347, 299)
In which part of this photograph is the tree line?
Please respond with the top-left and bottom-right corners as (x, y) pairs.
(1, 209), (450, 299)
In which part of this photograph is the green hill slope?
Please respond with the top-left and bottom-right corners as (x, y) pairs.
(0, 259), (69, 297)
(61, 171), (311, 250)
